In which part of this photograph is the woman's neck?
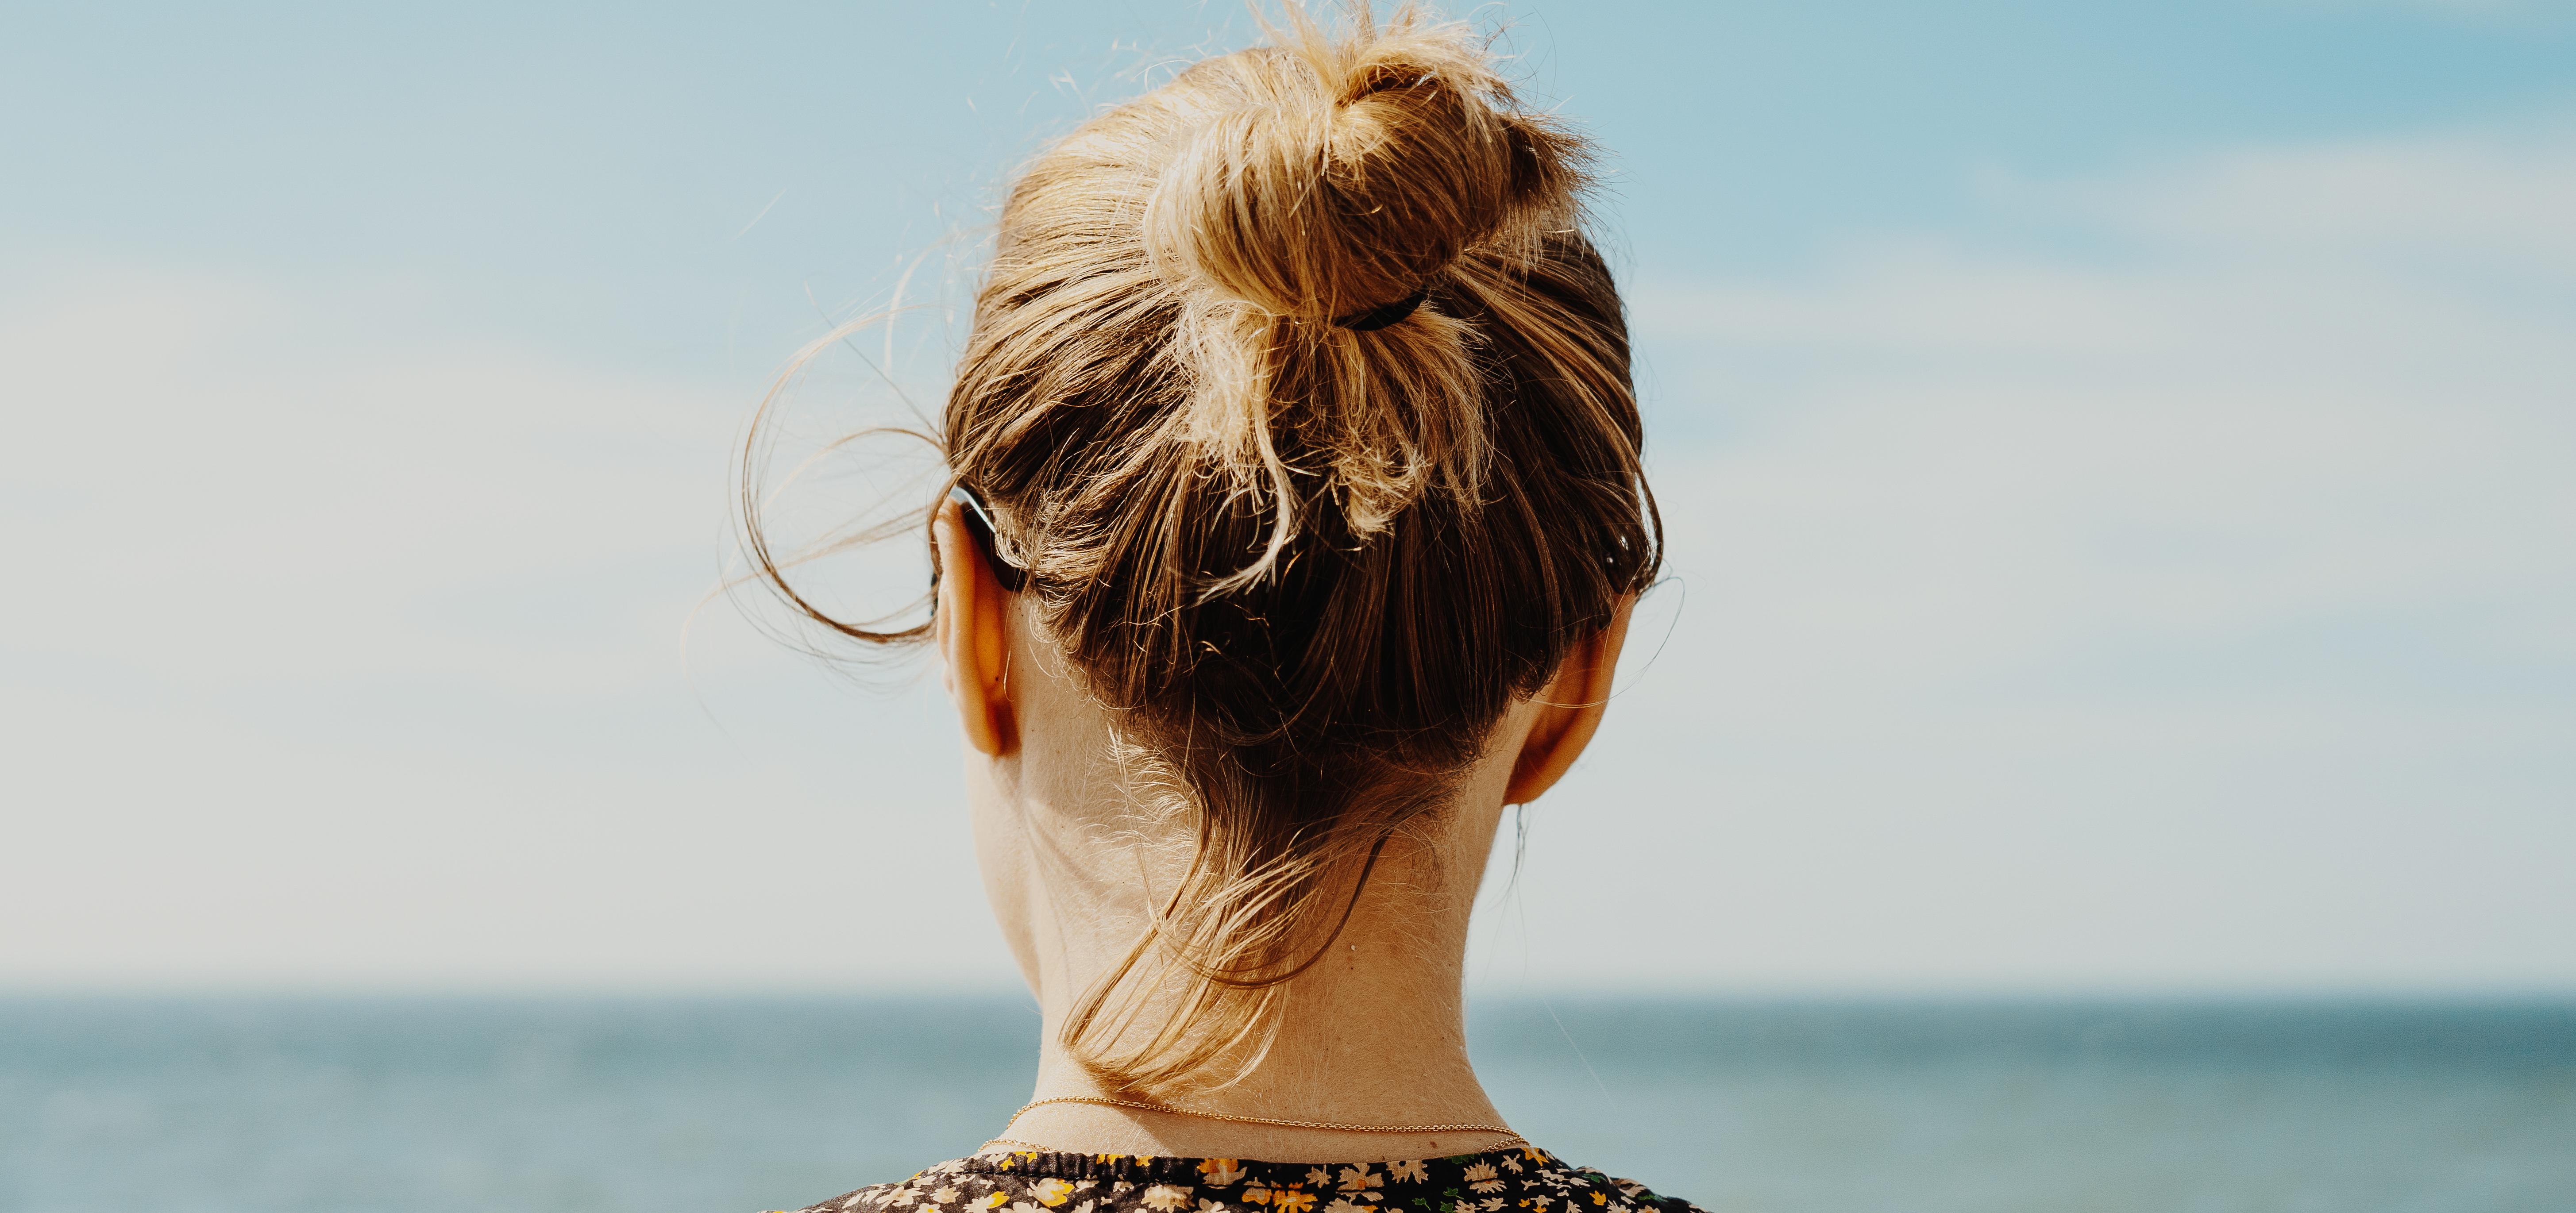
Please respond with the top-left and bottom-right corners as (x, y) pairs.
(969, 652), (1534, 1163)
(1007, 931), (1516, 1162)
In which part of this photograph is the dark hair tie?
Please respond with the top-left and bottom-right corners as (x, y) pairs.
(1331, 285), (1430, 332)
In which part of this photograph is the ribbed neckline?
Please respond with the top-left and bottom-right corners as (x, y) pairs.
(956, 1146), (1552, 1186)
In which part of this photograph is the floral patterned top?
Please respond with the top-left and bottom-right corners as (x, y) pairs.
(779, 1146), (1707, 1213)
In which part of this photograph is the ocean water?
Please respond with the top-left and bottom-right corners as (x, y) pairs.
(2, 997), (2569, 1213)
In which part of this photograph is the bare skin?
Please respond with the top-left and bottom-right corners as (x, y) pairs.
(931, 501), (1632, 1164)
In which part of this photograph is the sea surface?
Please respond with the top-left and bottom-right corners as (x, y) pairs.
(2, 997), (2569, 1213)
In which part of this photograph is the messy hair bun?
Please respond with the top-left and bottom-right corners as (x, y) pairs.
(747, 1), (1657, 1094)
(1144, 10), (1587, 558)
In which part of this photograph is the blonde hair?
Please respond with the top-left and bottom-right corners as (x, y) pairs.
(745, 1), (1658, 1094)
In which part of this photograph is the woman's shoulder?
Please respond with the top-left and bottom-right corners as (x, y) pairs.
(772, 1147), (1706, 1213)
(777, 1155), (972, 1213)
(1554, 1162), (1708, 1213)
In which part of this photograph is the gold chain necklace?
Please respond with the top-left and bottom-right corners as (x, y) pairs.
(1003, 1094), (1520, 1140)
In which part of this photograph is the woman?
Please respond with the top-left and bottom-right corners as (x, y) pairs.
(749, 5), (1696, 1212)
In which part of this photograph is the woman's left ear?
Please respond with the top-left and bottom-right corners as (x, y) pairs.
(1503, 595), (1635, 805)
(932, 500), (1018, 757)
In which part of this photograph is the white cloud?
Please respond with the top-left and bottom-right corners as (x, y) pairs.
(2, 268), (740, 691)
(0, 265), (1008, 988)
(2271, 0), (2568, 19)
(2013, 118), (2576, 273)
(1470, 118), (2576, 992)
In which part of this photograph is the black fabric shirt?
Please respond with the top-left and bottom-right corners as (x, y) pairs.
(782, 1146), (1708, 1213)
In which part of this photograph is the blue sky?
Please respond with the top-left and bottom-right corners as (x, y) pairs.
(12, 1), (2572, 382)
(3, 1), (2571, 991)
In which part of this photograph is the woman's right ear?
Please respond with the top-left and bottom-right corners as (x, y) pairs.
(932, 501), (1017, 757)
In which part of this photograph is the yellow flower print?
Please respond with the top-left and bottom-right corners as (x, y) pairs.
(1590, 1195), (1607, 1206)
(1335, 1167), (1382, 1195)
(1028, 1179), (1076, 1208)
(983, 1193), (1011, 1209)
(1272, 1190), (1317, 1213)
(1387, 1162), (1427, 1185)
(1241, 1185), (1273, 1206)
(1199, 1160), (1246, 1187)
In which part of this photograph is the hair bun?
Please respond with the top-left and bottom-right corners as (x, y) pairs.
(1145, 8), (1581, 323)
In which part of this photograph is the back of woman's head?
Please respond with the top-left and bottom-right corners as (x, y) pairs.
(752, 1), (1657, 1093)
